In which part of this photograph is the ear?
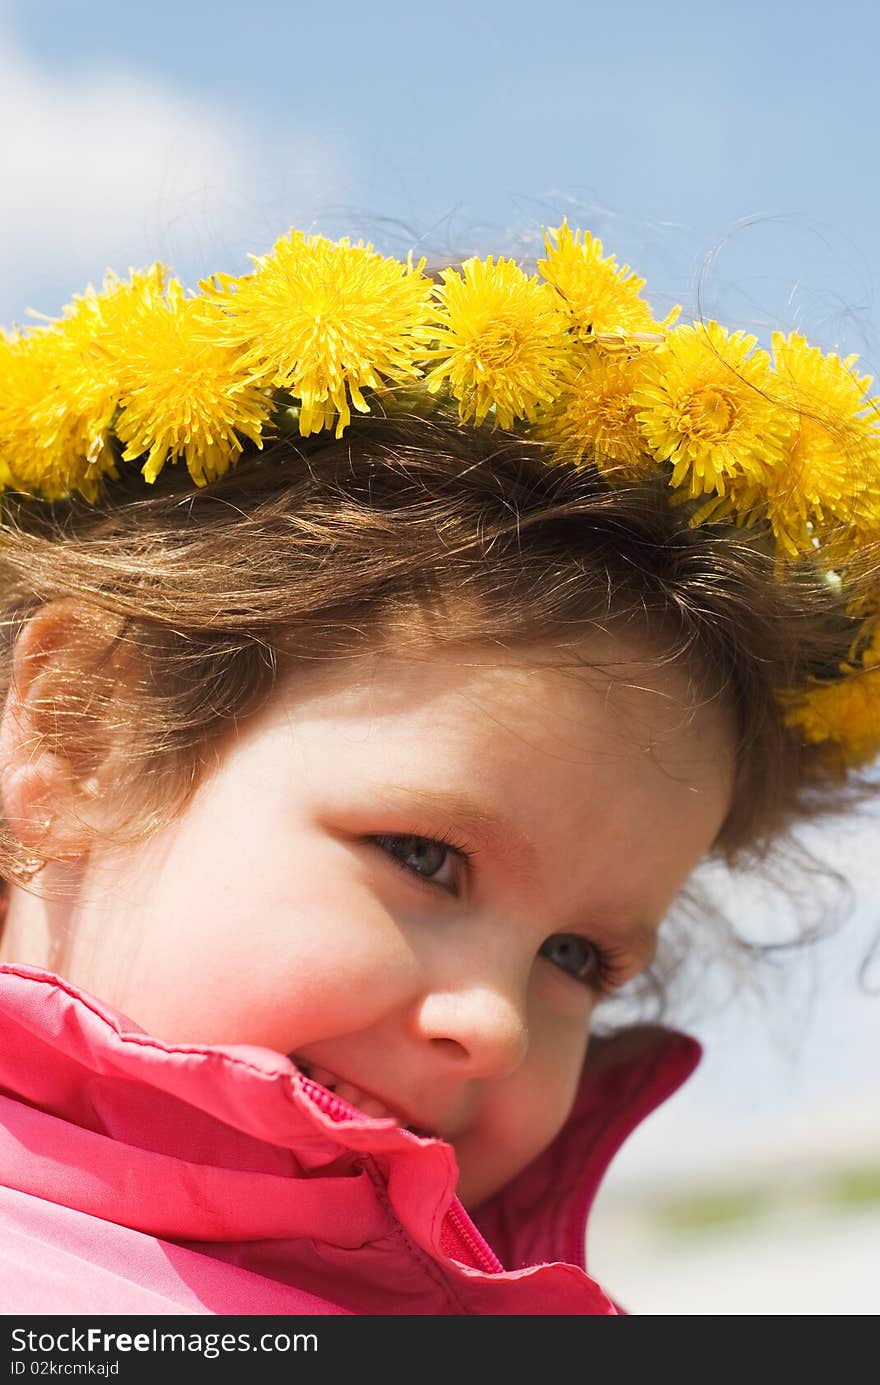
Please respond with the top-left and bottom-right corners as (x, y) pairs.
(0, 600), (124, 862)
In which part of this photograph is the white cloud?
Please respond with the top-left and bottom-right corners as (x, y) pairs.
(0, 17), (350, 321)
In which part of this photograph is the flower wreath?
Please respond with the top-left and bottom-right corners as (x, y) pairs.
(2, 222), (879, 766)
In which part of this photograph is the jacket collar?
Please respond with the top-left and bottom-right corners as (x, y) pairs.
(0, 963), (699, 1280)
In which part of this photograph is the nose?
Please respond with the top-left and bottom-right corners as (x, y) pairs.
(414, 983), (530, 1081)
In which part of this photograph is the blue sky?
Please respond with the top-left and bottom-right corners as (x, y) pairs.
(3, 0), (880, 360)
(1, 0), (879, 1223)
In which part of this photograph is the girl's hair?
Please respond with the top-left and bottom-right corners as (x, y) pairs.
(0, 408), (873, 1005)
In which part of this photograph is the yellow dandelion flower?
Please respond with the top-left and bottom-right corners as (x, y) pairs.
(546, 347), (652, 473)
(0, 330), (33, 491)
(680, 476), (771, 536)
(202, 230), (434, 439)
(0, 268), (167, 501)
(783, 669), (880, 768)
(111, 280), (271, 485)
(424, 256), (571, 429)
(0, 328), (77, 499)
(0, 325), (114, 503)
(538, 221), (678, 343)
(766, 332), (880, 557)
(633, 321), (790, 499)
(61, 263), (168, 350)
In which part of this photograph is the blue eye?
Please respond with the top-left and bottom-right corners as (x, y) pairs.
(539, 934), (618, 991)
(372, 833), (469, 893)
(377, 834), (448, 878)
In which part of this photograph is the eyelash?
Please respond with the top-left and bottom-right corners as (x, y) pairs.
(540, 936), (629, 997)
(370, 831), (628, 996)
(371, 829), (473, 893)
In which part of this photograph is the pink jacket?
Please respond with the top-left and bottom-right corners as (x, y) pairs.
(0, 964), (699, 1315)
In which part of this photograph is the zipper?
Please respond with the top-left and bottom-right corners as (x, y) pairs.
(300, 1075), (503, 1274)
(300, 1075), (377, 1124)
(443, 1197), (505, 1274)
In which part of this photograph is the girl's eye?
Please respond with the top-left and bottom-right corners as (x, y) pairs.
(372, 833), (466, 893)
(539, 933), (621, 993)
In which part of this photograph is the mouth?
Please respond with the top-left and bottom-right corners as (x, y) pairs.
(294, 1057), (434, 1139)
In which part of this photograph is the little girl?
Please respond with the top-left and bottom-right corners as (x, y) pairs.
(0, 224), (876, 1316)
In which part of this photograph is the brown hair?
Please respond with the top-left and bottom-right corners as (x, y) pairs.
(0, 409), (873, 991)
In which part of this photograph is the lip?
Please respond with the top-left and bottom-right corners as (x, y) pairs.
(292, 1055), (435, 1138)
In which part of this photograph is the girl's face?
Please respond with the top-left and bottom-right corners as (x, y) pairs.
(3, 631), (733, 1208)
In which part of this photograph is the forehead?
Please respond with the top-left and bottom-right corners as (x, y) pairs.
(266, 627), (736, 838)
(278, 621), (729, 748)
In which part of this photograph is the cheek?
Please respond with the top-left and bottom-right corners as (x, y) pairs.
(217, 882), (421, 1052)
(505, 1004), (594, 1154)
(515, 1050), (586, 1151)
(260, 920), (412, 1044)
(107, 829), (413, 1049)
(456, 1030), (590, 1207)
